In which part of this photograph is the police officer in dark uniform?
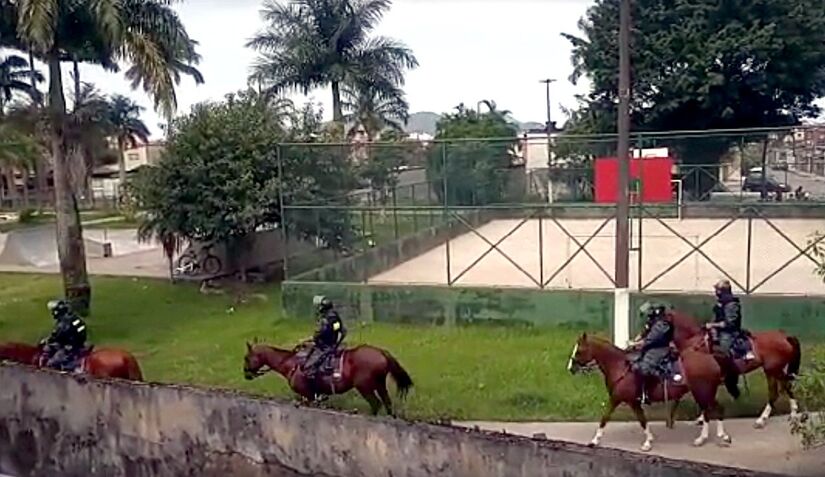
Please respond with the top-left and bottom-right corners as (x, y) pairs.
(706, 279), (754, 361)
(630, 302), (679, 404)
(303, 296), (346, 388)
(41, 300), (87, 371)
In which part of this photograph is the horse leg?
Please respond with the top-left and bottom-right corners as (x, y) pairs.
(630, 403), (654, 452)
(589, 399), (618, 447)
(374, 375), (394, 417)
(781, 377), (800, 420)
(712, 403), (732, 447)
(356, 384), (381, 415)
(667, 399), (681, 430)
(755, 375), (779, 429)
(694, 413), (710, 447)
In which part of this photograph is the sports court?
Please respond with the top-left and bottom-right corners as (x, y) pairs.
(369, 217), (825, 295)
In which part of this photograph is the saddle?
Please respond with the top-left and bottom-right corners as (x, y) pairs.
(627, 348), (684, 385)
(297, 345), (345, 379)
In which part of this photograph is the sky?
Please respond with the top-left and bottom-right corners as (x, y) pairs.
(67, 0), (595, 138)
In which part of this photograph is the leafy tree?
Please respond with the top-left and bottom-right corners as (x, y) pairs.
(247, 0), (418, 122)
(0, 122), (40, 207)
(0, 0), (203, 314)
(107, 94), (150, 188)
(0, 54), (41, 112)
(427, 103), (519, 205)
(796, 236), (825, 449)
(132, 91), (357, 276)
(564, 0), (825, 167)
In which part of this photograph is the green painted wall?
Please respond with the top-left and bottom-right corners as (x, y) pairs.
(284, 282), (825, 341)
(283, 282), (612, 331)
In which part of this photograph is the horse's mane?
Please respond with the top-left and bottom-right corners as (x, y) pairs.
(586, 335), (626, 355)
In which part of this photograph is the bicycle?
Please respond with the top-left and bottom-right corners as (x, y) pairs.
(175, 243), (223, 277)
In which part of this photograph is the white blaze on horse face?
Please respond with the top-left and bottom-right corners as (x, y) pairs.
(567, 343), (579, 372)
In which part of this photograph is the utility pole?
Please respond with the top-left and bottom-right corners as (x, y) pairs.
(540, 78), (557, 202)
(614, 0), (632, 346)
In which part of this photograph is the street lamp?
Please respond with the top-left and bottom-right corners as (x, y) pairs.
(539, 78), (556, 132)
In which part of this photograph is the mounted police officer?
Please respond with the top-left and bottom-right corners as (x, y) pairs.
(303, 296), (346, 394)
(41, 300), (88, 371)
(706, 279), (754, 361)
(629, 302), (679, 404)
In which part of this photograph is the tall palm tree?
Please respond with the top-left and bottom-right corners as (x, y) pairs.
(66, 82), (115, 201)
(5, 0), (203, 314)
(342, 81), (408, 140)
(0, 122), (40, 207)
(0, 54), (42, 113)
(248, 0), (417, 123)
(107, 94), (150, 189)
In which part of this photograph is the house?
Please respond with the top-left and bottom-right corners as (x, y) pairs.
(91, 141), (165, 200)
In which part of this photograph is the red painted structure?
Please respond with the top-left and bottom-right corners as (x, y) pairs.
(594, 156), (674, 203)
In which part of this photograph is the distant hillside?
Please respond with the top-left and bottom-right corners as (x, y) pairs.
(404, 111), (545, 135)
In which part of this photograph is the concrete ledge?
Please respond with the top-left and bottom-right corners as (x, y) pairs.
(0, 364), (779, 477)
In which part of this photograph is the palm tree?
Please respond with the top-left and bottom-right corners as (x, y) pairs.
(0, 122), (40, 207)
(0, 54), (42, 113)
(106, 95), (150, 192)
(5, 0), (203, 314)
(248, 0), (418, 123)
(66, 82), (116, 201)
(342, 81), (408, 140)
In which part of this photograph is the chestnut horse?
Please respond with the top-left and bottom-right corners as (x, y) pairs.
(568, 333), (730, 451)
(669, 311), (802, 428)
(243, 342), (413, 416)
(0, 342), (143, 381)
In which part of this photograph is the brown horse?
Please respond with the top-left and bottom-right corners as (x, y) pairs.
(0, 342), (144, 381)
(243, 342), (413, 416)
(568, 333), (730, 451)
(669, 311), (802, 428)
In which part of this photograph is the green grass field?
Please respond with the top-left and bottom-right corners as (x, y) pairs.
(0, 273), (818, 422)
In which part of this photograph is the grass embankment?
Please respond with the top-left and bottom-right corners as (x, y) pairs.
(1, 273), (819, 422)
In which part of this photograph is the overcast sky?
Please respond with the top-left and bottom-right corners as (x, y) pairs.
(65, 0), (593, 138)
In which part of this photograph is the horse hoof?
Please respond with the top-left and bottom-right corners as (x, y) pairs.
(666, 421), (675, 430)
(694, 418), (704, 426)
(753, 420), (766, 429)
(693, 438), (707, 447)
(717, 435), (732, 447)
(640, 442), (652, 452)
(588, 441), (597, 448)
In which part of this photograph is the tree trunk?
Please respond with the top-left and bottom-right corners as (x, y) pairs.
(72, 59), (80, 108)
(3, 167), (17, 208)
(117, 138), (127, 203)
(331, 81), (343, 123)
(48, 55), (91, 316)
(21, 167), (30, 207)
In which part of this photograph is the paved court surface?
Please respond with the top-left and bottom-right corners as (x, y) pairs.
(0, 227), (167, 278)
(370, 218), (825, 295)
(459, 418), (824, 476)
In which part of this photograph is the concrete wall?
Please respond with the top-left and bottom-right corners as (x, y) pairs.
(283, 282), (825, 340)
(0, 364), (773, 477)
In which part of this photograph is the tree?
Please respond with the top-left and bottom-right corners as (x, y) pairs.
(342, 81), (408, 140)
(2, 0), (203, 314)
(426, 103), (519, 205)
(248, 0), (418, 122)
(564, 0), (825, 165)
(0, 122), (40, 207)
(796, 234), (825, 449)
(0, 54), (41, 113)
(132, 91), (357, 277)
(107, 94), (150, 190)
(66, 83), (117, 202)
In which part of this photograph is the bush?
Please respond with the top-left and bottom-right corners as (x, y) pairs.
(17, 208), (37, 223)
(791, 358), (825, 449)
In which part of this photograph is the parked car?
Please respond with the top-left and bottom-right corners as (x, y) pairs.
(742, 174), (790, 193)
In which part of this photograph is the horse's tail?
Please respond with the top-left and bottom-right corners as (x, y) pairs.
(383, 351), (413, 399)
(786, 335), (802, 380)
(125, 355), (144, 381)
